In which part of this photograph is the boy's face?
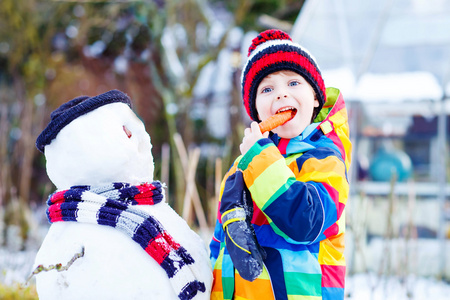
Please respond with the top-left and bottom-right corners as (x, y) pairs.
(255, 70), (320, 139)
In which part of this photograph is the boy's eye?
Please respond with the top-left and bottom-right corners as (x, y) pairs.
(289, 81), (300, 86)
(261, 87), (272, 93)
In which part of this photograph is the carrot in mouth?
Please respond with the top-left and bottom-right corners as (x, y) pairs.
(258, 109), (295, 133)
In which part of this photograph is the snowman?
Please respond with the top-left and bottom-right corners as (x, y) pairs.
(33, 90), (212, 300)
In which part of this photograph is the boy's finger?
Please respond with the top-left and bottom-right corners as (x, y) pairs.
(250, 121), (261, 134)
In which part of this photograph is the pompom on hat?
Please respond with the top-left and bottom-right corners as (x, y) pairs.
(241, 29), (326, 121)
(36, 89), (132, 153)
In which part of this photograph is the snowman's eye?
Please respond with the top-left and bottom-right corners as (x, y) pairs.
(123, 125), (132, 138)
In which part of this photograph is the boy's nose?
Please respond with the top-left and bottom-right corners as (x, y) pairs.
(277, 95), (288, 100)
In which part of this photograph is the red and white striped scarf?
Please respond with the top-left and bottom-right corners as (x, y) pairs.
(47, 182), (206, 300)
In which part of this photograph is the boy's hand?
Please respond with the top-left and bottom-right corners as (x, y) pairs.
(240, 122), (269, 155)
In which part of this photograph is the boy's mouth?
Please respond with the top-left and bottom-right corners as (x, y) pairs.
(275, 107), (297, 119)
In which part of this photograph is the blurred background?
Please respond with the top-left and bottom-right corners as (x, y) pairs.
(0, 0), (449, 298)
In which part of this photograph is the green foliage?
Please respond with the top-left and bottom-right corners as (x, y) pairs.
(211, 0), (303, 31)
(0, 0), (305, 228)
(0, 283), (38, 300)
(0, 0), (57, 94)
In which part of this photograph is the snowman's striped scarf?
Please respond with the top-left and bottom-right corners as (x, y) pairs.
(46, 182), (206, 300)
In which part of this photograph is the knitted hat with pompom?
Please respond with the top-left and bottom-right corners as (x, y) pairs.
(241, 29), (326, 121)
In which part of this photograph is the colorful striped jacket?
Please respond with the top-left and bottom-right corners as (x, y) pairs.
(210, 87), (351, 300)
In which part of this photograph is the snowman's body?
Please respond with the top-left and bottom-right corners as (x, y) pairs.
(33, 93), (212, 300)
(35, 205), (209, 300)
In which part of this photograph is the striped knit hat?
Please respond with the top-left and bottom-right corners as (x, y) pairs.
(36, 89), (132, 153)
(241, 29), (326, 121)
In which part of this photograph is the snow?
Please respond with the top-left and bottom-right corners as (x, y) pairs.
(44, 102), (154, 189)
(322, 68), (443, 103)
(29, 95), (212, 299)
(346, 273), (450, 300)
(0, 248), (38, 286)
(354, 72), (443, 102)
(2, 247), (450, 299)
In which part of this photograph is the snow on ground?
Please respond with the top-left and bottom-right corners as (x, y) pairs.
(0, 247), (38, 286)
(1, 246), (450, 299)
(1, 210), (449, 299)
(346, 273), (450, 300)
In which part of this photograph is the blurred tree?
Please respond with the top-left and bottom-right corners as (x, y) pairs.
(0, 0), (62, 248)
(0, 0), (303, 242)
(215, 0), (305, 31)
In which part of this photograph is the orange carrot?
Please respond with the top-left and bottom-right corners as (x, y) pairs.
(259, 110), (295, 133)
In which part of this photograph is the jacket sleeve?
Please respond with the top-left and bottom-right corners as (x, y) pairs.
(209, 219), (223, 265)
(238, 138), (348, 244)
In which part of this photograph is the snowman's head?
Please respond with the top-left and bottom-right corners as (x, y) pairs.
(36, 90), (154, 190)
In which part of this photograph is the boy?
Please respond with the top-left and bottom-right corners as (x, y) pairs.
(210, 29), (352, 300)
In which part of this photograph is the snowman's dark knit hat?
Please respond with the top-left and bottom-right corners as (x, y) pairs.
(241, 29), (326, 121)
(36, 89), (132, 153)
